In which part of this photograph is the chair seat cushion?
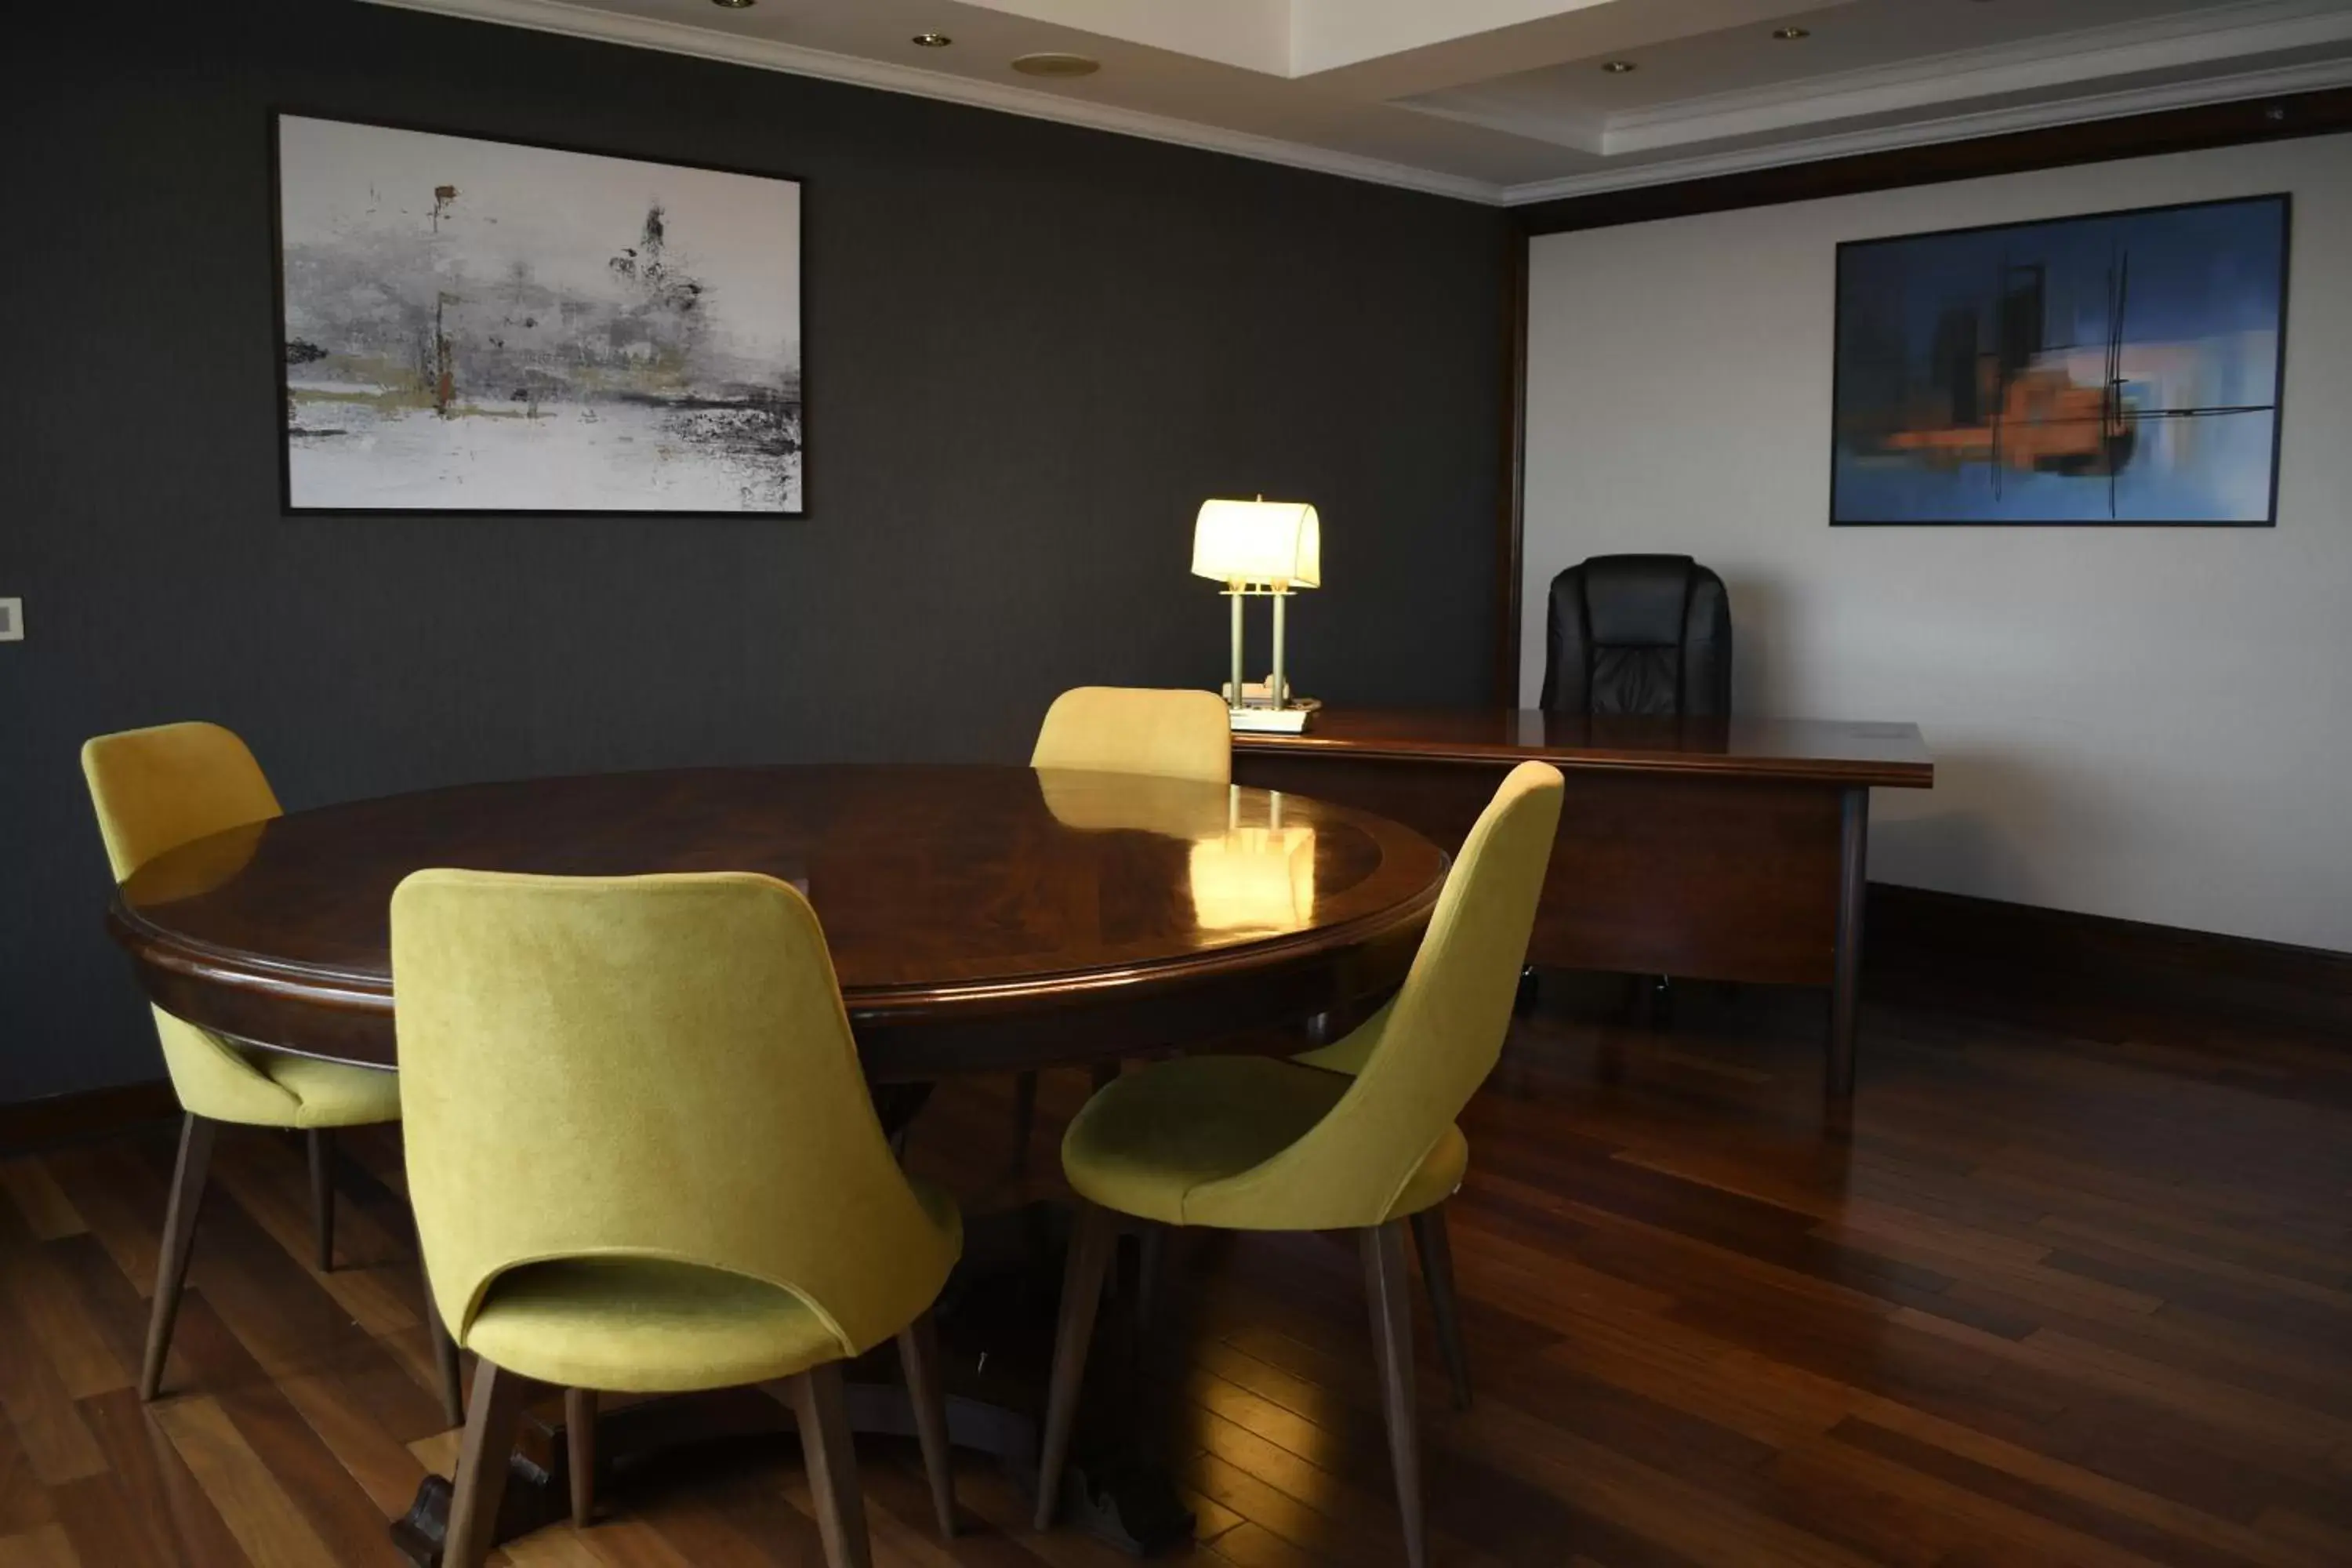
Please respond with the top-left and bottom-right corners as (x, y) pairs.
(464, 1176), (960, 1393)
(153, 1008), (402, 1129)
(1062, 1054), (1465, 1230)
(466, 1257), (838, 1393)
(1289, 1026), (1375, 1076)
(262, 1051), (403, 1127)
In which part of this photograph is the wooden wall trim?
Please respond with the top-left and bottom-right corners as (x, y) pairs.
(1496, 87), (2352, 686)
(1492, 234), (1530, 706)
(1516, 86), (2352, 237)
(1492, 84), (2352, 760)
(0, 1080), (180, 1155)
(1866, 883), (2352, 1035)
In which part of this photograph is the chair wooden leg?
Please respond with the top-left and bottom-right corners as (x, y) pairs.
(422, 1279), (465, 1428)
(565, 1387), (597, 1528)
(1409, 1206), (1472, 1410)
(1363, 1221), (1428, 1568)
(1134, 1218), (1177, 1366)
(788, 1363), (871, 1568)
(896, 1311), (956, 1538)
(447, 1358), (532, 1568)
(1033, 1200), (1119, 1530)
(414, 1232), (467, 1428)
(1010, 1072), (1039, 1173)
(305, 1128), (336, 1272)
(141, 1114), (218, 1401)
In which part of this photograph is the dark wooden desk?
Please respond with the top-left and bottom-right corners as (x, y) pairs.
(1232, 710), (1934, 1095)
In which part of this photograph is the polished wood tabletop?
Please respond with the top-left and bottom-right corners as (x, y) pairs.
(1236, 708), (1934, 788)
(107, 764), (1448, 1082)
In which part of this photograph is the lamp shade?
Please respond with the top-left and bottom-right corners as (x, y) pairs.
(1191, 499), (1320, 588)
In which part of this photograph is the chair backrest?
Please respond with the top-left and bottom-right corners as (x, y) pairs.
(1540, 555), (1732, 717)
(82, 722), (282, 881)
(83, 724), (305, 1122)
(1031, 686), (1232, 785)
(1187, 761), (1565, 1230)
(390, 869), (956, 1360)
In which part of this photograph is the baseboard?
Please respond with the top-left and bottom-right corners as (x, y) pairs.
(0, 1080), (180, 1154)
(1865, 882), (2352, 1034)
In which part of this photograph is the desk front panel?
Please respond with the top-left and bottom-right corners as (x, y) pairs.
(1234, 751), (1846, 986)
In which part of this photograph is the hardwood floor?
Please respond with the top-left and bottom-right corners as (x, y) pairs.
(2, 980), (2348, 1566)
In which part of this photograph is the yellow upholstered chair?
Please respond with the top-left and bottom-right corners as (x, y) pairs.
(391, 869), (964, 1568)
(1033, 762), (1565, 1568)
(1030, 685), (1232, 786)
(1013, 686), (1234, 1163)
(82, 722), (423, 1405)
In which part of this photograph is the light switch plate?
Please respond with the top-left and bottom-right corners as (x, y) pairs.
(0, 598), (19, 641)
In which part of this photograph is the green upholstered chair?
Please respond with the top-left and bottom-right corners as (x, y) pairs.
(1033, 762), (1566, 1568)
(1014, 686), (1234, 1162)
(81, 722), (440, 1406)
(390, 869), (964, 1568)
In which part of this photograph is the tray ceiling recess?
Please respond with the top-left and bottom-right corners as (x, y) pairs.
(367, 0), (2352, 201)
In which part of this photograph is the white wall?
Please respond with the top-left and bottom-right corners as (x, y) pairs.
(1523, 132), (2351, 953)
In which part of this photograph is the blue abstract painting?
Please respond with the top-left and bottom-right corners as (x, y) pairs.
(1831, 195), (2288, 525)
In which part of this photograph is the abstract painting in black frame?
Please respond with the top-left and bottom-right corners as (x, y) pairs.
(274, 113), (804, 515)
(1831, 194), (2287, 526)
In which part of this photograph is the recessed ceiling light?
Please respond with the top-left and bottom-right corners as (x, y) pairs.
(1600, 60), (1638, 74)
(710, 0), (755, 9)
(911, 31), (952, 48)
(1773, 26), (1810, 40)
(1011, 52), (1102, 78)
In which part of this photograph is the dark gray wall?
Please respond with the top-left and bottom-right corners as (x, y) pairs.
(2, 2), (1509, 1102)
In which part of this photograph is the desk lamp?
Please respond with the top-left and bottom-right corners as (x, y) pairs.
(1191, 498), (1319, 734)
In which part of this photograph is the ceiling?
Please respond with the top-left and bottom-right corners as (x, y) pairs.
(365, 0), (2352, 202)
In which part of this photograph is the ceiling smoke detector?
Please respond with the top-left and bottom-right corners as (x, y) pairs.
(1012, 52), (1102, 78)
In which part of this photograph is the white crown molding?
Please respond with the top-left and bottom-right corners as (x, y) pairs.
(1602, 0), (2352, 154)
(1501, 55), (2352, 206)
(357, 0), (1503, 202)
(360, 0), (2352, 212)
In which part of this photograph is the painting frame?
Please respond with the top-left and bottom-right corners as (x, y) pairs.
(1828, 193), (2290, 528)
(268, 109), (808, 518)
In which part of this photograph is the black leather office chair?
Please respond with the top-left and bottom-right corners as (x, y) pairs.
(1533, 554), (1733, 1023)
(1539, 554), (1732, 717)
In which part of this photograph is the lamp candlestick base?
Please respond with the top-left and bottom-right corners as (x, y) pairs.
(1227, 587), (1246, 720)
(1270, 586), (1288, 717)
(1226, 704), (1314, 735)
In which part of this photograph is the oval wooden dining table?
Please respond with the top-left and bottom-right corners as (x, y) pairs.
(106, 762), (1450, 1563)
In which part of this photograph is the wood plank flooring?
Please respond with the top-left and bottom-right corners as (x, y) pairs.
(2, 980), (2347, 1566)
